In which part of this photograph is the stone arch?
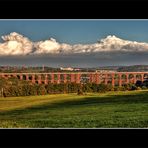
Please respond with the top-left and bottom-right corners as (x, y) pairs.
(10, 74), (14, 77)
(60, 74), (64, 82)
(22, 75), (27, 80)
(28, 75), (32, 80)
(41, 81), (45, 84)
(120, 73), (127, 85)
(106, 74), (112, 85)
(128, 73), (134, 83)
(114, 74), (119, 86)
(34, 75), (38, 80)
(17, 75), (21, 79)
(129, 73), (134, 79)
(121, 74), (126, 79)
(99, 74), (105, 84)
(35, 80), (38, 84)
(144, 73), (148, 81)
(41, 74), (45, 80)
(80, 73), (89, 83)
(136, 74), (142, 81)
(47, 74), (51, 80)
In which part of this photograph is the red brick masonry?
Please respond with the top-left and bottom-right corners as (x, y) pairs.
(0, 72), (147, 86)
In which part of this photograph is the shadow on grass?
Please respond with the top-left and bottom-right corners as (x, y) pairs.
(0, 90), (148, 116)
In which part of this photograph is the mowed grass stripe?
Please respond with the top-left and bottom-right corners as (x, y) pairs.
(0, 94), (83, 111)
(0, 92), (116, 112)
(0, 90), (148, 128)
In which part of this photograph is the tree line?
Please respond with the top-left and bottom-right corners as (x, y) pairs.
(0, 77), (148, 97)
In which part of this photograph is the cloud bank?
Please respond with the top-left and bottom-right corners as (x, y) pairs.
(0, 32), (148, 56)
(0, 32), (148, 67)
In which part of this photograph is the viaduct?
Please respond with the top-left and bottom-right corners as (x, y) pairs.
(0, 72), (148, 87)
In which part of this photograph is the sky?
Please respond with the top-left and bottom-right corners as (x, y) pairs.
(0, 19), (148, 67)
(0, 19), (148, 44)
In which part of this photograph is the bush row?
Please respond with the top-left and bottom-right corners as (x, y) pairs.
(0, 77), (148, 97)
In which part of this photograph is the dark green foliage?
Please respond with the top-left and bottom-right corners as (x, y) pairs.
(142, 80), (148, 87)
(77, 88), (83, 95)
(37, 85), (47, 95)
(141, 86), (147, 90)
(45, 83), (54, 94)
(22, 84), (37, 96)
(114, 86), (126, 91)
(91, 83), (98, 92)
(123, 83), (137, 91)
(0, 76), (148, 97)
(67, 83), (79, 93)
(114, 86), (120, 91)
(136, 80), (143, 87)
(97, 84), (113, 93)
(82, 83), (93, 92)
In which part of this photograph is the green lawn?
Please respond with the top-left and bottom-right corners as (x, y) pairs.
(0, 90), (148, 128)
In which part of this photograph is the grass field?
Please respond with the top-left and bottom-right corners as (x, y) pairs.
(0, 90), (148, 128)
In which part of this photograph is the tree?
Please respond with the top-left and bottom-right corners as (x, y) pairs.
(37, 84), (47, 95)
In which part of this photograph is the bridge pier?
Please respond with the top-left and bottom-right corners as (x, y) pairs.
(105, 74), (108, 85)
(141, 73), (144, 82)
(51, 74), (54, 83)
(26, 75), (29, 81)
(96, 73), (99, 84)
(89, 73), (93, 83)
(76, 73), (81, 83)
(64, 74), (67, 83)
(126, 74), (129, 84)
(32, 74), (35, 84)
(38, 75), (41, 84)
(133, 74), (137, 84)
(118, 74), (122, 87)
(44, 74), (48, 84)
(71, 74), (75, 83)
(111, 74), (115, 87)
(20, 74), (23, 80)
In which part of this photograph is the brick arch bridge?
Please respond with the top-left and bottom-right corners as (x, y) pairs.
(0, 72), (148, 87)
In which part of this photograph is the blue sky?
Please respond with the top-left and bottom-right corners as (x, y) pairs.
(0, 19), (148, 44)
(1, 19), (148, 67)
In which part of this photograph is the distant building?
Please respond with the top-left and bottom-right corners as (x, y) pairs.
(73, 68), (81, 71)
(60, 67), (74, 71)
(96, 70), (117, 73)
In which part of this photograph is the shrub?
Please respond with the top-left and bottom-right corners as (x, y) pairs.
(97, 84), (108, 93)
(137, 87), (142, 90)
(136, 80), (143, 87)
(82, 83), (93, 93)
(77, 88), (83, 95)
(131, 85), (137, 90)
(106, 84), (113, 91)
(143, 80), (148, 87)
(91, 83), (98, 92)
(114, 86), (120, 91)
(123, 83), (137, 91)
(0, 76), (146, 97)
(141, 86), (147, 90)
(37, 85), (47, 95)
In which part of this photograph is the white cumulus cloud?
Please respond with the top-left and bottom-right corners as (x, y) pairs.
(34, 38), (60, 54)
(0, 32), (33, 55)
(0, 32), (148, 56)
